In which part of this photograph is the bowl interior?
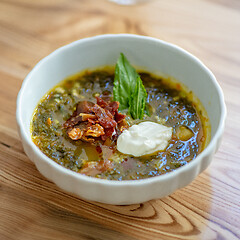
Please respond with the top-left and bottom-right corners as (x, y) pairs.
(18, 35), (223, 147)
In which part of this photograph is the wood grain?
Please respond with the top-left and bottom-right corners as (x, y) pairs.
(0, 0), (240, 239)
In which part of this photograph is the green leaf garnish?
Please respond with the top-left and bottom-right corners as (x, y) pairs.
(129, 75), (147, 119)
(113, 53), (138, 111)
(113, 53), (147, 119)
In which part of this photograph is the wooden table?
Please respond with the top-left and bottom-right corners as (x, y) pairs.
(0, 0), (239, 239)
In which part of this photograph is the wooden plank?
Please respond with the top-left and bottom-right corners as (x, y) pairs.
(0, 0), (239, 239)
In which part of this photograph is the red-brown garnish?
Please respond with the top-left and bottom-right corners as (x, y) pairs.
(63, 101), (94, 128)
(91, 104), (117, 129)
(63, 97), (128, 143)
(85, 124), (105, 138)
(68, 127), (83, 140)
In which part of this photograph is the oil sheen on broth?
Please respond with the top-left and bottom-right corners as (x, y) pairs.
(31, 69), (209, 180)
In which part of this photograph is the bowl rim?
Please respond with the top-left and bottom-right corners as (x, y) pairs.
(16, 33), (227, 186)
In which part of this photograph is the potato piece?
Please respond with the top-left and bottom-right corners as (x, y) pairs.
(176, 126), (194, 141)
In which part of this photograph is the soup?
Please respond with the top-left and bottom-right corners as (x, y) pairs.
(31, 65), (210, 180)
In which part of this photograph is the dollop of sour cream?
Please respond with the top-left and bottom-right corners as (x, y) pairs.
(117, 121), (172, 157)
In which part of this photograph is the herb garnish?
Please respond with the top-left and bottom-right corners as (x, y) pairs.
(113, 53), (147, 119)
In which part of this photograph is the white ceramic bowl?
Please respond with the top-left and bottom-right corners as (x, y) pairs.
(16, 34), (226, 205)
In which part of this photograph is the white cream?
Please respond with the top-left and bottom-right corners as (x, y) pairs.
(117, 121), (172, 157)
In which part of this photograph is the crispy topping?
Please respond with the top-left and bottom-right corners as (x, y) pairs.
(96, 96), (108, 108)
(92, 104), (117, 129)
(101, 127), (115, 141)
(118, 119), (129, 132)
(76, 101), (94, 114)
(80, 113), (97, 121)
(81, 135), (95, 143)
(115, 111), (126, 123)
(63, 97), (128, 143)
(85, 124), (105, 137)
(63, 101), (94, 128)
(68, 128), (83, 140)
